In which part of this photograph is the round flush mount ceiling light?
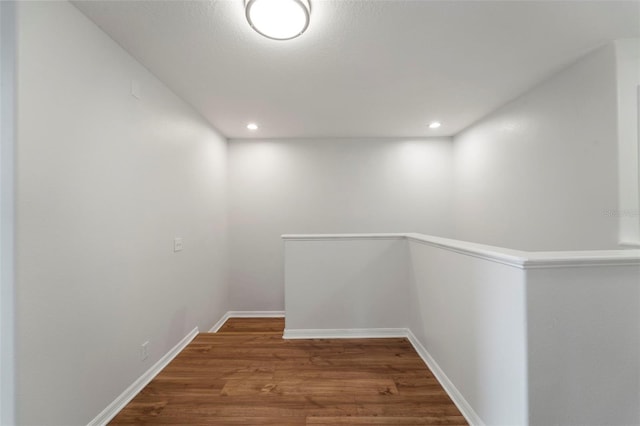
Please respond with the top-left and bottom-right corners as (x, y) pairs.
(247, 123), (259, 130)
(428, 121), (441, 129)
(245, 0), (311, 40)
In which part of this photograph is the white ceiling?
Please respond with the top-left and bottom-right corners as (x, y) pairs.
(73, 0), (640, 139)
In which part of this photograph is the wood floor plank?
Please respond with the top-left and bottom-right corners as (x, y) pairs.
(109, 318), (467, 425)
(217, 317), (285, 333)
(306, 416), (468, 425)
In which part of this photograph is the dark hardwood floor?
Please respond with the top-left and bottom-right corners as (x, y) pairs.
(109, 318), (467, 425)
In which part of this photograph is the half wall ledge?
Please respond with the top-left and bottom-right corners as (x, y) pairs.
(282, 233), (640, 426)
(282, 232), (640, 268)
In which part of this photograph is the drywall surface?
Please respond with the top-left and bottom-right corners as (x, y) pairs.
(453, 44), (619, 250)
(408, 240), (527, 426)
(228, 138), (453, 310)
(284, 237), (410, 331)
(616, 39), (640, 245)
(0, 2), (17, 424)
(16, 2), (228, 424)
(527, 265), (640, 426)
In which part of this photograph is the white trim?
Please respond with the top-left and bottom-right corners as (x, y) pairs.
(282, 233), (640, 270)
(522, 252), (640, 268)
(227, 310), (285, 318)
(406, 234), (528, 269)
(283, 233), (527, 268)
(405, 329), (485, 426)
(283, 328), (408, 339)
(87, 327), (199, 426)
(282, 233), (405, 242)
(209, 311), (232, 333)
(209, 311), (285, 333)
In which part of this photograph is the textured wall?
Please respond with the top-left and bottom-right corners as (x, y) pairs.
(228, 138), (453, 310)
(453, 45), (619, 250)
(16, 3), (229, 424)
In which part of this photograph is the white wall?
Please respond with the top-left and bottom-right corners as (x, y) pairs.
(615, 39), (640, 246)
(16, 2), (229, 425)
(408, 240), (527, 426)
(453, 44), (619, 251)
(0, 2), (17, 424)
(228, 138), (453, 310)
(284, 236), (410, 332)
(527, 265), (640, 426)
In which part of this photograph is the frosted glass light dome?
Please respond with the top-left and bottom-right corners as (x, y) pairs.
(245, 0), (311, 40)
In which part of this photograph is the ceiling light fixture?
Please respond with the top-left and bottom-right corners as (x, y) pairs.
(428, 121), (441, 129)
(247, 123), (259, 130)
(245, 0), (311, 41)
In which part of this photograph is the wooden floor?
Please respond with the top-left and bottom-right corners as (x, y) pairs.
(110, 318), (467, 425)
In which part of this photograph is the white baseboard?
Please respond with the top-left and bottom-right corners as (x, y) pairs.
(87, 327), (199, 426)
(283, 328), (408, 339)
(209, 311), (232, 332)
(227, 310), (285, 318)
(209, 310), (285, 332)
(406, 329), (484, 426)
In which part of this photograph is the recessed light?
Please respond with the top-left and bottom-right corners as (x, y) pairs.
(247, 123), (259, 131)
(428, 121), (441, 129)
